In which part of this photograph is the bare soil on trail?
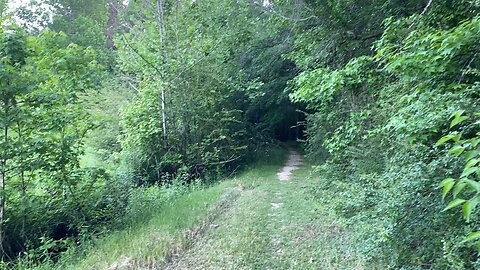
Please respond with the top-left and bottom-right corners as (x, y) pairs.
(161, 149), (307, 270)
(160, 149), (373, 269)
(277, 148), (303, 181)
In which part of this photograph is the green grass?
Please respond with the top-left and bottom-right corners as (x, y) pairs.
(76, 188), (230, 269)
(165, 147), (383, 270)
(22, 144), (382, 269)
(16, 146), (285, 270)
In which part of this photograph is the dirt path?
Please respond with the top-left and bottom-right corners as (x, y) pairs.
(277, 148), (303, 181)
(162, 149), (311, 270)
(162, 148), (372, 270)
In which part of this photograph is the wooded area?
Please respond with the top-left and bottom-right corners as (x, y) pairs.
(0, 0), (479, 269)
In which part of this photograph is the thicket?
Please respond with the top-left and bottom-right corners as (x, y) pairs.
(0, 0), (302, 267)
(287, 0), (480, 268)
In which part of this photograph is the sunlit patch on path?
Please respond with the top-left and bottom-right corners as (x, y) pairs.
(277, 148), (303, 181)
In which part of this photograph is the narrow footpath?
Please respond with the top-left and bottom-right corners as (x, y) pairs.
(163, 148), (372, 270)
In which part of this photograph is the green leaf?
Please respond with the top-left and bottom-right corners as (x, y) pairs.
(450, 110), (465, 119)
(452, 133), (463, 142)
(448, 145), (466, 156)
(451, 116), (470, 128)
(450, 110), (469, 128)
(466, 158), (480, 170)
(465, 150), (479, 160)
(453, 181), (467, 198)
(464, 231), (480, 242)
(461, 167), (478, 178)
(439, 178), (455, 199)
(462, 178), (480, 192)
(443, 198), (466, 211)
(463, 198), (478, 222)
(436, 134), (455, 146)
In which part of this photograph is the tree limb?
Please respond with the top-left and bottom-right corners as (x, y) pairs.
(421, 0), (434, 15)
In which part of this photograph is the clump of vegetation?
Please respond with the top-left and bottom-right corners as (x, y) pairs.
(289, 1), (480, 268)
(1, 0), (300, 266)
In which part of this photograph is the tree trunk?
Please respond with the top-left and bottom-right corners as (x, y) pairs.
(16, 124), (26, 244)
(0, 124), (7, 261)
(156, 0), (166, 44)
(161, 86), (167, 147)
(0, 170), (4, 261)
(156, 0), (168, 147)
(105, 0), (119, 49)
(20, 171), (26, 243)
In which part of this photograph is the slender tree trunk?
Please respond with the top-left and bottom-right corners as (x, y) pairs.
(0, 96), (10, 260)
(156, 0), (168, 147)
(156, 0), (166, 44)
(154, 155), (161, 181)
(161, 86), (167, 147)
(0, 169), (5, 261)
(182, 112), (188, 156)
(60, 128), (68, 201)
(20, 171), (26, 242)
(105, 0), (119, 49)
(16, 124), (26, 244)
(0, 122), (8, 260)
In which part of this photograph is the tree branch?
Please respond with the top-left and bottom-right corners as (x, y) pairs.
(420, 0), (434, 15)
(194, 155), (242, 167)
(121, 34), (164, 76)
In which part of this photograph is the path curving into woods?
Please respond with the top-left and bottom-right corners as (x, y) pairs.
(277, 147), (303, 181)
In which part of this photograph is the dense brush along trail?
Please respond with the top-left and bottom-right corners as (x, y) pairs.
(93, 147), (376, 270)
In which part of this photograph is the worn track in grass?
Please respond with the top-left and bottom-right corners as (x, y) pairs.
(277, 148), (303, 181)
(162, 149), (375, 270)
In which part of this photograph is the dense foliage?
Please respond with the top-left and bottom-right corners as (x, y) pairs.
(289, 0), (480, 268)
(0, 24), (103, 260)
(1, 0), (301, 266)
(0, 0), (479, 269)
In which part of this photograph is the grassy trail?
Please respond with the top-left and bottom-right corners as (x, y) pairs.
(164, 149), (375, 270)
(51, 147), (378, 270)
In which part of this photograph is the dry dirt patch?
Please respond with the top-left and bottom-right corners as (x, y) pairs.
(277, 149), (303, 181)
